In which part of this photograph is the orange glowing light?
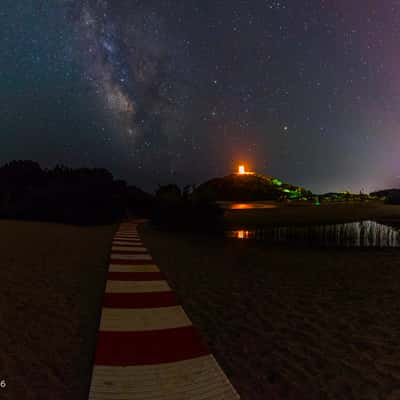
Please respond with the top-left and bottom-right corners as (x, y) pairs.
(237, 164), (255, 175)
(231, 203), (252, 210)
(236, 230), (250, 239)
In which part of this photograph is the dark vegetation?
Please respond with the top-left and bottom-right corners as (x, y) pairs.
(151, 184), (224, 232)
(0, 160), (221, 228)
(126, 184), (155, 217)
(0, 160), (149, 225)
(2, 160), (398, 227)
(319, 191), (375, 203)
(371, 189), (400, 204)
(195, 173), (312, 201)
(149, 172), (314, 231)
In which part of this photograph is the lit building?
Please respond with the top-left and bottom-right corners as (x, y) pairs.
(237, 165), (255, 175)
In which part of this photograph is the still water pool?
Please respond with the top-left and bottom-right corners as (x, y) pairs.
(227, 220), (400, 248)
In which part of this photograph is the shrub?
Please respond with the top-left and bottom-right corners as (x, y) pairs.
(152, 184), (224, 232)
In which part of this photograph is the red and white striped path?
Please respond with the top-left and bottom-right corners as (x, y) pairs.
(89, 221), (240, 399)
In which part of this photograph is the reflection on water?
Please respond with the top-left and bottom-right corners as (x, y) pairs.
(223, 202), (279, 210)
(228, 220), (400, 248)
(237, 230), (248, 239)
(231, 204), (253, 210)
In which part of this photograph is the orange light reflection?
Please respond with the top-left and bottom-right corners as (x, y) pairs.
(236, 230), (250, 239)
(231, 203), (252, 210)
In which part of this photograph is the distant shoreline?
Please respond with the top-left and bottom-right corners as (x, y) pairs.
(223, 200), (400, 229)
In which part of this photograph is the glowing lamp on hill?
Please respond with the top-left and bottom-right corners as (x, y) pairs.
(237, 164), (255, 175)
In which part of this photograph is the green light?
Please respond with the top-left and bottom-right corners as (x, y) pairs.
(272, 178), (283, 186)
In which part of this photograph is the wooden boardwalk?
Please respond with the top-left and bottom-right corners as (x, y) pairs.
(89, 221), (239, 399)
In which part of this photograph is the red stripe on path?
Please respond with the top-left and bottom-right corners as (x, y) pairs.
(107, 272), (164, 281)
(111, 250), (148, 255)
(103, 292), (178, 308)
(114, 238), (140, 241)
(112, 241), (142, 245)
(94, 326), (210, 366)
(113, 239), (140, 241)
(109, 259), (154, 265)
(114, 235), (139, 238)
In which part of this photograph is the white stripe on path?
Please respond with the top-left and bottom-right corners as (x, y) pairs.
(110, 254), (152, 260)
(100, 306), (192, 331)
(90, 355), (238, 400)
(105, 280), (171, 293)
(109, 264), (160, 272)
(111, 246), (147, 252)
(112, 241), (143, 246)
(113, 236), (140, 240)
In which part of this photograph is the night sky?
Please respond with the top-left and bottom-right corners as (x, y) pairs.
(1, 1), (400, 193)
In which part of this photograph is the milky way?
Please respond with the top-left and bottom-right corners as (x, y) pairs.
(2, 1), (400, 191)
(71, 0), (189, 156)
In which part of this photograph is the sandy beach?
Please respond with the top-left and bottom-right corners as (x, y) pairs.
(0, 220), (115, 400)
(1, 207), (400, 399)
(140, 219), (400, 400)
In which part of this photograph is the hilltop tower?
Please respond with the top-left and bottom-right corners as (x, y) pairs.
(236, 164), (255, 175)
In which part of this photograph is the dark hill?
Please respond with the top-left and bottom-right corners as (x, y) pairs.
(194, 173), (312, 201)
(370, 189), (400, 204)
(370, 189), (400, 198)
